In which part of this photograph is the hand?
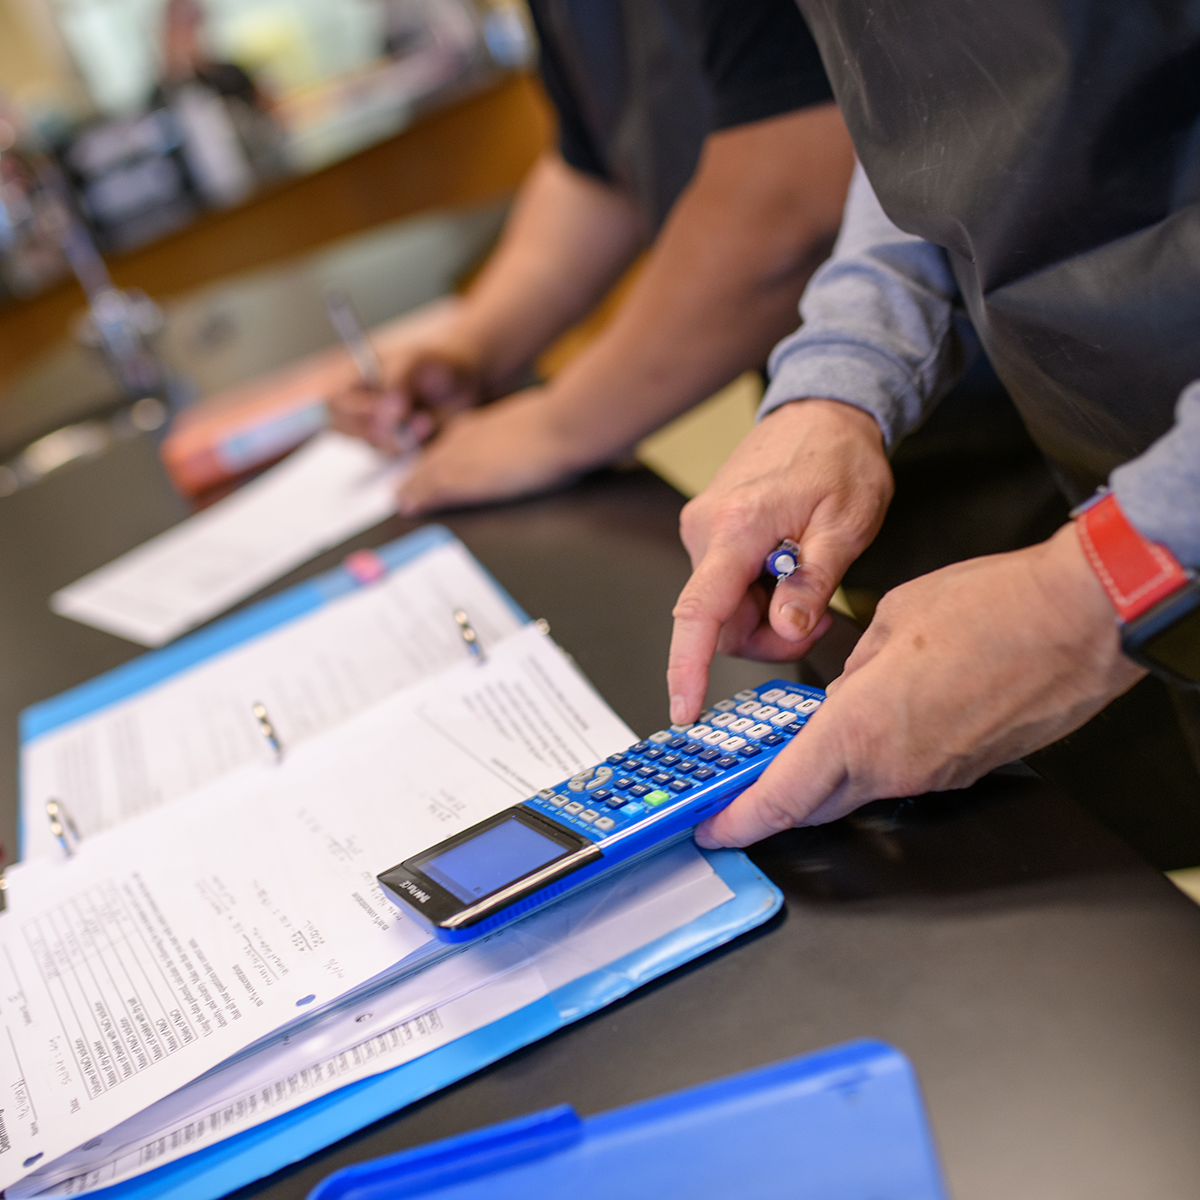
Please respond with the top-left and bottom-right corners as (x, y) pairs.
(396, 386), (594, 514)
(667, 399), (894, 724)
(695, 523), (1147, 848)
(328, 345), (483, 456)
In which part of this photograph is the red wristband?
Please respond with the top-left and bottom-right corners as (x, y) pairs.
(1073, 491), (1189, 623)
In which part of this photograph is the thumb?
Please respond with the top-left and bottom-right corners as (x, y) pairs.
(769, 524), (858, 644)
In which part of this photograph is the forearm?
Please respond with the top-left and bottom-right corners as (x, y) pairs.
(529, 106), (855, 463)
(451, 153), (646, 392)
(759, 162), (973, 449)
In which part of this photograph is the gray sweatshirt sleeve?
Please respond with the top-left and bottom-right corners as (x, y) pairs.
(758, 163), (976, 450)
(1111, 381), (1200, 568)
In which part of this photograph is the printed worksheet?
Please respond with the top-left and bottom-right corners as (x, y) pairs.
(51, 431), (409, 646)
(0, 628), (635, 1191)
(23, 536), (525, 858)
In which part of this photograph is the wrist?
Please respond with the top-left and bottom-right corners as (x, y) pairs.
(764, 396), (888, 452)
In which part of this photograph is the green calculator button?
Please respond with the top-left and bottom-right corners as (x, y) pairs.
(645, 789), (671, 807)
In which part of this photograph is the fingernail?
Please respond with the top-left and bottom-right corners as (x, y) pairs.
(781, 602), (813, 638)
(670, 695), (687, 724)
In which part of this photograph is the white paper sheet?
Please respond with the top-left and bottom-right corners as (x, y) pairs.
(16, 845), (731, 1197)
(51, 431), (408, 647)
(0, 628), (636, 1191)
(23, 537), (525, 859)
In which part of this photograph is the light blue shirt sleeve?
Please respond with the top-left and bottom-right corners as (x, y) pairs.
(758, 162), (976, 450)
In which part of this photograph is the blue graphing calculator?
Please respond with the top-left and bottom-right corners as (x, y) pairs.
(378, 679), (824, 943)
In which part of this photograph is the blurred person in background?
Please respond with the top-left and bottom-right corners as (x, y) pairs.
(331, 0), (854, 513)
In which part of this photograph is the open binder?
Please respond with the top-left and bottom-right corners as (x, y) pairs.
(15, 526), (783, 1199)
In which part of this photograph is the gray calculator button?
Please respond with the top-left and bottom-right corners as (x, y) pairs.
(734, 690), (757, 702)
(770, 712), (797, 726)
(747, 723), (773, 738)
(586, 766), (614, 789)
(720, 736), (747, 751)
(548, 794), (569, 807)
(578, 809), (599, 823)
(796, 697), (822, 713)
(703, 730), (728, 744)
(760, 688), (786, 703)
(670, 723), (693, 733)
(564, 801), (585, 815)
(594, 816), (616, 832)
(689, 724), (714, 739)
(649, 730), (673, 744)
(753, 705), (779, 720)
(729, 717), (754, 733)
(735, 701), (760, 716)
(713, 699), (737, 712)
(711, 713), (735, 728)
(537, 788), (558, 800)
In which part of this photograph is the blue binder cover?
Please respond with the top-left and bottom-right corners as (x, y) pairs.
(309, 1039), (948, 1200)
(19, 524), (784, 1198)
(65, 849), (780, 1200)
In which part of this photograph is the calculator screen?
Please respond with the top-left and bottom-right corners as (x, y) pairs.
(420, 816), (570, 903)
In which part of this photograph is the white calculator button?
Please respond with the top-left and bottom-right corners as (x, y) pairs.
(735, 701), (760, 715)
(770, 712), (797, 726)
(689, 725), (714, 739)
(586, 766), (614, 789)
(747, 723), (773, 738)
(564, 801), (584, 815)
(760, 688), (786, 703)
(753, 706), (779, 720)
(795, 697), (822, 714)
(711, 713), (735, 728)
(779, 693), (805, 709)
(537, 788), (557, 800)
(734, 690), (757, 702)
(568, 779), (587, 791)
(649, 730), (673, 744)
(703, 730), (728, 744)
(729, 717), (754, 732)
(713, 700), (737, 712)
(548, 794), (569, 807)
(670, 723), (693, 733)
(594, 816), (616, 832)
(720, 736), (747, 751)
(578, 809), (599, 823)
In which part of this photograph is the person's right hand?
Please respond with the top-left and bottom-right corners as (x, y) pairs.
(667, 398), (894, 725)
(328, 345), (484, 457)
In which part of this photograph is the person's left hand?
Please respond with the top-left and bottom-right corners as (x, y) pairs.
(695, 522), (1147, 848)
(396, 387), (593, 514)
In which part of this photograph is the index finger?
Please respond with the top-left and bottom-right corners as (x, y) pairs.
(667, 535), (769, 724)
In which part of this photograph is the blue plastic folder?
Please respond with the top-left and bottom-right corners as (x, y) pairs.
(310, 1039), (948, 1200)
(18, 526), (785, 1199)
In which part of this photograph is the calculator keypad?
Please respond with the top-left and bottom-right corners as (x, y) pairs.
(521, 682), (823, 840)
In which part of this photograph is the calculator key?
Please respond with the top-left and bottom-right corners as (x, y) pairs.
(698, 748), (721, 762)
(747, 723), (773, 738)
(668, 735), (688, 749)
(692, 766), (717, 781)
(669, 779), (691, 792)
(662, 753), (681, 766)
(669, 723), (693, 734)
(644, 747), (664, 760)
(605, 794), (628, 808)
(753, 706), (779, 720)
(578, 809), (599, 823)
(713, 699), (737, 712)
(652, 772), (673, 785)
(675, 759), (699, 773)
(632, 741), (651, 752)
(586, 766), (614, 788)
(621, 802), (646, 816)
(537, 788), (558, 800)
(630, 784), (650, 797)
(684, 741), (705, 756)
(717, 755), (738, 769)
(735, 701), (761, 716)
(710, 712), (736, 727)
(689, 725), (714, 740)
(760, 688), (786, 703)
(649, 730), (673, 744)
(761, 733), (785, 746)
(779, 693), (806, 709)
(591, 788), (612, 802)
(703, 730), (728, 745)
(770, 712), (797, 727)
(613, 776), (635, 789)
(720, 736), (747, 751)
(594, 816), (616, 832)
(795, 697), (822, 714)
(645, 790), (671, 807)
(734, 689), (757, 702)
(548, 794), (569, 807)
(738, 744), (763, 757)
(606, 753), (627, 765)
(728, 717), (754, 733)
(637, 766), (657, 778)
(564, 801), (584, 815)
